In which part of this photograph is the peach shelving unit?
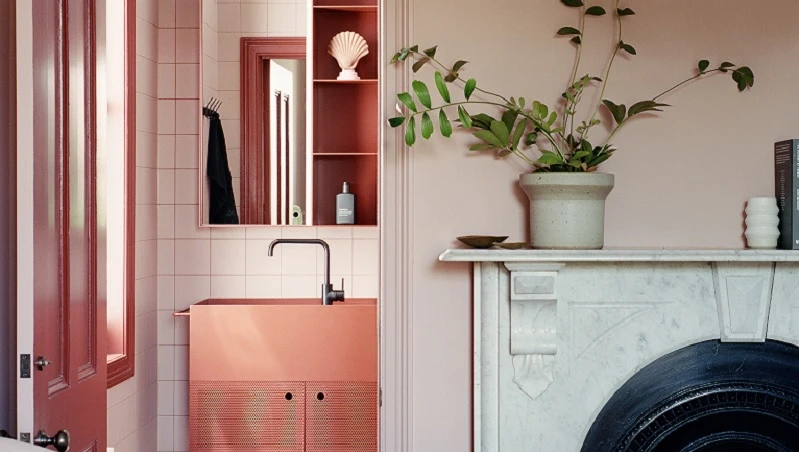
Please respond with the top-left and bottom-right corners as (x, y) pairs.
(307, 0), (378, 226)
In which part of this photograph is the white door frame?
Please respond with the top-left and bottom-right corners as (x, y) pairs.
(14, 0), (34, 439)
(379, 0), (415, 450)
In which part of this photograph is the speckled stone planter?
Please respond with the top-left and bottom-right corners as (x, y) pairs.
(519, 172), (615, 249)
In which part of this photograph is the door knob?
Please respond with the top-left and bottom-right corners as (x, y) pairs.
(33, 430), (69, 451)
(35, 357), (51, 371)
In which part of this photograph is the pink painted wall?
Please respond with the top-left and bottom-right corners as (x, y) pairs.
(106, 0), (159, 450)
(408, 0), (799, 450)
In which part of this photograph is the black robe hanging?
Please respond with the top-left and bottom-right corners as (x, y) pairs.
(206, 114), (239, 224)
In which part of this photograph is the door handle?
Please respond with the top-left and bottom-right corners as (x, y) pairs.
(33, 430), (69, 451)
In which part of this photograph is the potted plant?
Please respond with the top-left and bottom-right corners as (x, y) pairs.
(388, 0), (754, 249)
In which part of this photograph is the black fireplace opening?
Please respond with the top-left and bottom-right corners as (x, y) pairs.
(581, 340), (799, 452)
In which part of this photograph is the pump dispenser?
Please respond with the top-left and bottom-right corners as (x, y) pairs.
(336, 181), (356, 224)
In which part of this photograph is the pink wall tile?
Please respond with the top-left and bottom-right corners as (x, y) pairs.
(173, 415), (189, 452)
(351, 274), (379, 299)
(318, 226), (354, 240)
(279, 243), (319, 276)
(175, 135), (199, 168)
(266, 4), (295, 33)
(137, 18), (158, 62)
(217, 33), (241, 62)
(157, 169), (175, 204)
(174, 275), (211, 311)
(217, 4), (241, 33)
(157, 240), (175, 276)
(174, 169), (199, 204)
(135, 93), (157, 133)
(158, 381), (174, 416)
(244, 275), (282, 298)
(175, 29), (200, 64)
(157, 205), (175, 239)
(157, 311), (175, 345)
(158, 0), (176, 28)
(320, 239), (353, 276)
(174, 346), (189, 380)
(240, 3), (269, 33)
(157, 28), (176, 64)
(202, 24), (218, 60)
(136, 203), (157, 241)
(280, 275), (318, 298)
(157, 415), (174, 450)
(244, 240), (283, 275)
(352, 226), (378, 239)
(216, 90), (239, 119)
(174, 239), (211, 275)
(210, 227), (246, 239)
(137, 0), (158, 26)
(174, 316), (190, 345)
(295, 3), (306, 35)
(158, 135), (176, 169)
(157, 276), (176, 311)
(157, 346), (175, 381)
(175, 100), (200, 133)
(201, 54), (218, 91)
(136, 55), (157, 98)
(210, 240), (246, 274)
(175, 0), (200, 29)
(244, 227), (283, 240)
(137, 130), (158, 169)
(157, 100), (176, 134)
(136, 240), (158, 279)
(174, 205), (210, 239)
(217, 61), (239, 91)
(135, 276), (158, 317)
(352, 239), (379, 275)
(157, 64), (176, 99)
(173, 381), (189, 416)
(176, 64), (200, 98)
(211, 275), (246, 297)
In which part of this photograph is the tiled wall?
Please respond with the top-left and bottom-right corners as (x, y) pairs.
(106, 0), (160, 450)
(156, 1), (379, 451)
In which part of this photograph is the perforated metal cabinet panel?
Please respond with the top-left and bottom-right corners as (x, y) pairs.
(190, 381), (306, 451)
(306, 381), (378, 452)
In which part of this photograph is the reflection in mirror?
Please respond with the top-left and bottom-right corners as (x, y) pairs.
(268, 59), (307, 225)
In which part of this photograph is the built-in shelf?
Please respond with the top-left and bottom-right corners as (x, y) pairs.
(313, 152), (378, 156)
(313, 5), (377, 11)
(439, 248), (799, 263)
(313, 79), (378, 84)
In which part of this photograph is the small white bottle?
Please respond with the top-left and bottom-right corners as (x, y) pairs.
(336, 182), (356, 225)
(744, 196), (779, 249)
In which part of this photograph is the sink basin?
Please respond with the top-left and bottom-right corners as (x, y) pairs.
(185, 298), (377, 382)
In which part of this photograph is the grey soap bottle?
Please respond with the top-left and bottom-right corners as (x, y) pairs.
(336, 182), (356, 225)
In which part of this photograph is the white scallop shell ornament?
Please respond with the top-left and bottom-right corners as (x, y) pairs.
(328, 31), (369, 80)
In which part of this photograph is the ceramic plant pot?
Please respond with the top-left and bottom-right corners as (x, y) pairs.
(519, 172), (615, 249)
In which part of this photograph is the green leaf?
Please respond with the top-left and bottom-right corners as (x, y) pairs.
(585, 6), (606, 16)
(497, 149), (512, 158)
(439, 110), (452, 137)
(628, 100), (670, 117)
(405, 117), (416, 146)
(464, 78), (477, 100)
(388, 116), (406, 128)
(474, 129), (504, 148)
(452, 60), (469, 72)
(412, 57), (430, 73)
(558, 27), (581, 36)
(420, 112), (434, 139)
(397, 92), (417, 112)
(489, 120), (510, 146)
(571, 36), (582, 45)
(617, 7), (635, 16)
(525, 132), (538, 146)
(409, 45), (419, 52)
(389, 53), (401, 63)
(458, 106), (473, 128)
(738, 66), (754, 87)
(471, 113), (495, 130)
(537, 151), (565, 165)
(501, 110), (518, 134)
(620, 42), (637, 55)
(469, 144), (497, 152)
(719, 61), (735, 73)
(570, 150), (591, 160)
(423, 46), (437, 58)
(511, 119), (527, 149)
(561, 0), (584, 7)
(444, 73), (458, 83)
(434, 72), (451, 103)
(518, 97), (526, 109)
(399, 49), (410, 61)
(412, 80), (432, 109)
(732, 70), (746, 91)
(587, 152), (612, 168)
(532, 101), (549, 120)
(698, 60), (710, 73)
(602, 99), (626, 125)
(547, 111), (557, 126)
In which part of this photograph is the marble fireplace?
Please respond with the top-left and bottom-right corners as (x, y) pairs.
(439, 249), (799, 451)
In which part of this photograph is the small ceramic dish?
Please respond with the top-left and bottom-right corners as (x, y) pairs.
(493, 242), (531, 250)
(456, 235), (509, 249)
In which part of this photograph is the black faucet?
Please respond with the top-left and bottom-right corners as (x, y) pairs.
(267, 239), (345, 305)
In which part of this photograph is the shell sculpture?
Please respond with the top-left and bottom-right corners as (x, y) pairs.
(328, 31), (369, 80)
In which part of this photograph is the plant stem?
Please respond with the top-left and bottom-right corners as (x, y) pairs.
(584, 0), (622, 141)
(564, 5), (586, 138)
(407, 100), (511, 118)
(652, 68), (723, 101)
(412, 51), (510, 103)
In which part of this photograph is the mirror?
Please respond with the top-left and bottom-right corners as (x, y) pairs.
(200, 5), (308, 225)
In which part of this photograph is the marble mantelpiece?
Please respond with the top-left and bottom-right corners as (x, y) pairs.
(440, 249), (799, 451)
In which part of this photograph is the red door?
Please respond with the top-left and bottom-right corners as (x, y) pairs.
(30, 0), (106, 449)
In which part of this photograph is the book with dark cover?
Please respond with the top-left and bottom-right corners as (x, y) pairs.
(774, 139), (799, 249)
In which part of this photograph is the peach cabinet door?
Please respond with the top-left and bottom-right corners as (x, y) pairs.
(30, 0), (106, 450)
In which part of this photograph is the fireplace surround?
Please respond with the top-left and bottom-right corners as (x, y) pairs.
(439, 249), (799, 451)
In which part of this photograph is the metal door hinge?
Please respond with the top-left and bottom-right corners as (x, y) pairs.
(20, 432), (31, 443)
(20, 354), (30, 378)
(379, 388), (383, 407)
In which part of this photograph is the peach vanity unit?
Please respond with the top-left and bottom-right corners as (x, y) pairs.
(178, 298), (377, 451)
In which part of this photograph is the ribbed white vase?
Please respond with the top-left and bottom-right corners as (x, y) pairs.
(744, 197), (780, 249)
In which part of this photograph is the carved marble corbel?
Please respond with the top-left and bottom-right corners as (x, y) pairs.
(504, 263), (565, 400)
(712, 262), (775, 342)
